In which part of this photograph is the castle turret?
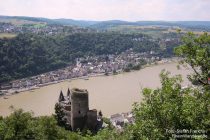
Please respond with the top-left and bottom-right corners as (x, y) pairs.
(71, 88), (89, 131)
(58, 90), (64, 102)
(67, 88), (71, 97)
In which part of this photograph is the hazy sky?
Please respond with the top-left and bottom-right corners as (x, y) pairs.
(0, 0), (210, 21)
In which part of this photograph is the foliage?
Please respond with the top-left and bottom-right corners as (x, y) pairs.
(0, 109), (82, 140)
(0, 109), (130, 140)
(175, 32), (210, 89)
(54, 103), (66, 127)
(123, 59), (146, 72)
(131, 71), (210, 139)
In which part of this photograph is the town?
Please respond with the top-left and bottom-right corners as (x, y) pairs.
(0, 49), (176, 97)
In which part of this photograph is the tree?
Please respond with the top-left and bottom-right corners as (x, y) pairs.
(54, 103), (66, 127)
(0, 109), (82, 140)
(175, 32), (210, 89)
(130, 71), (210, 139)
(0, 109), (34, 140)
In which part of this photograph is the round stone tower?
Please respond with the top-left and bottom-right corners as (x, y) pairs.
(70, 88), (89, 131)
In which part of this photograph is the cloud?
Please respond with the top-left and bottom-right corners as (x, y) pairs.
(0, 0), (209, 21)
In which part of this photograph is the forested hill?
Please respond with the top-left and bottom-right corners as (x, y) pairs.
(0, 32), (162, 83)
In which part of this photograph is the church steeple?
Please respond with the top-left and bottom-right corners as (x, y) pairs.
(67, 88), (71, 96)
(59, 90), (64, 102)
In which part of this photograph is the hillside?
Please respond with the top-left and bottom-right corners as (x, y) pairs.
(0, 32), (164, 83)
(0, 15), (97, 26)
(1, 15), (210, 31)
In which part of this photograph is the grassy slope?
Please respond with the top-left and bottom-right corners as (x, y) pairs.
(108, 25), (210, 39)
(0, 18), (45, 25)
(0, 33), (17, 38)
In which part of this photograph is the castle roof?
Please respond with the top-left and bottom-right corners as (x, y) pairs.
(70, 88), (88, 98)
(71, 88), (88, 94)
(59, 90), (65, 102)
(67, 88), (71, 96)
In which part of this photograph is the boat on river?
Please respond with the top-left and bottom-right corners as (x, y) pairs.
(3, 96), (8, 99)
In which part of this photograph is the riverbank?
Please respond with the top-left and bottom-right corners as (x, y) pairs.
(0, 74), (104, 98)
(0, 58), (180, 98)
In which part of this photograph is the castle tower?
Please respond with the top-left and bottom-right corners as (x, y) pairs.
(70, 88), (89, 131)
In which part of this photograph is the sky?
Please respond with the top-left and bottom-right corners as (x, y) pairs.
(0, 0), (210, 21)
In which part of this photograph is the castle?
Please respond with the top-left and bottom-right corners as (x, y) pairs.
(56, 88), (102, 132)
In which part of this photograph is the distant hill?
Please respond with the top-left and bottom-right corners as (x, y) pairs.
(0, 15), (98, 26)
(0, 15), (210, 31)
(91, 20), (210, 31)
(53, 19), (98, 27)
(0, 15), (52, 25)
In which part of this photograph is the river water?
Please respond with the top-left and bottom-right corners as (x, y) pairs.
(0, 63), (192, 117)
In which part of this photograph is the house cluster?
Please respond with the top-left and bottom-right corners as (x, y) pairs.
(0, 22), (23, 33)
(159, 38), (180, 48)
(0, 22), (93, 35)
(110, 112), (134, 131)
(77, 48), (161, 74)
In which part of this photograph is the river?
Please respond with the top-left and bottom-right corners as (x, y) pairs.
(0, 63), (192, 117)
